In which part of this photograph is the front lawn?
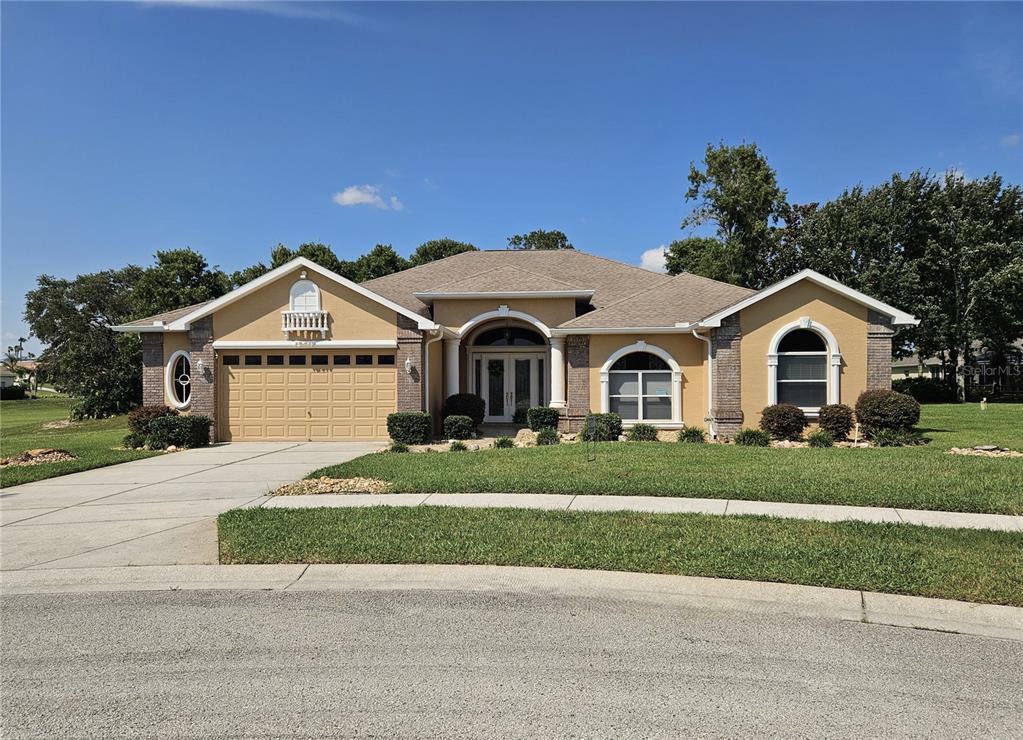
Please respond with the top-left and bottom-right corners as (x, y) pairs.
(0, 396), (158, 487)
(310, 405), (1023, 515)
(218, 507), (1023, 606)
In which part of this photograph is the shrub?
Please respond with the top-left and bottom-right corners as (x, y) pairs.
(147, 415), (212, 449)
(388, 441), (409, 453)
(759, 404), (807, 440)
(580, 412), (622, 442)
(677, 426), (707, 443)
(512, 407), (528, 425)
(807, 429), (834, 448)
(128, 405), (178, 437)
(442, 393), (485, 428)
(817, 404), (853, 440)
(387, 412), (432, 445)
(122, 431), (148, 450)
(0, 385), (27, 400)
(892, 377), (958, 404)
(870, 428), (927, 447)
(536, 427), (560, 445)
(855, 389), (921, 435)
(449, 440), (468, 452)
(526, 406), (560, 431)
(493, 436), (515, 449)
(443, 415), (475, 440)
(626, 423), (658, 442)
(734, 428), (770, 447)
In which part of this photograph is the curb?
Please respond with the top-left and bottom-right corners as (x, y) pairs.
(2, 563), (1020, 641)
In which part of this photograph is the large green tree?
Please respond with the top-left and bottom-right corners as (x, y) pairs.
(663, 237), (733, 282)
(409, 238), (477, 266)
(507, 229), (574, 251)
(132, 249), (231, 318)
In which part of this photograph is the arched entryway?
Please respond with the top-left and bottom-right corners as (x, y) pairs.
(465, 321), (550, 423)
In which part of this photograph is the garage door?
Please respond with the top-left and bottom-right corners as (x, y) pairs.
(219, 351), (397, 441)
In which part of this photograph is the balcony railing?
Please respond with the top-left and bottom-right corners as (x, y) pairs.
(281, 310), (328, 337)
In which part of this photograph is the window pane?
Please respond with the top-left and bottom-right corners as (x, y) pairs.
(610, 352), (669, 371)
(172, 356), (191, 404)
(473, 327), (545, 346)
(609, 372), (638, 396)
(222, 355), (240, 366)
(289, 355), (306, 366)
(474, 359), (482, 396)
(609, 396), (638, 420)
(267, 355), (284, 366)
(355, 355), (373, 365)
(778, 382), (827, 407)
(778, 355), (826, 380)
(377, 355), (395, 366)
(778, 329), (826, 352)
(333, 355), (350, 365)
(244, 355), (262, 366)
(488, 359), (504, 416)
(537, 359), (545, 406)
(311, 355), (328, 366)
(643, 397), (672, 420)
(642, 372), (672, 397)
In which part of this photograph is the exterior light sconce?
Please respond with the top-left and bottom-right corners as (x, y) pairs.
(196, 359), (204, 373)
(404, 357), (413, 375)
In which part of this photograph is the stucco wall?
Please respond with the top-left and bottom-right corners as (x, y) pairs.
(586, 333), (707, 427)
(214, 267), (398, 342)
(739, 280), (869, 429)
(432, 297), (577, 331)
(162, 332), (191, 409)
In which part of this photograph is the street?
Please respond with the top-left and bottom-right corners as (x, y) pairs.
(3, 587), (1020, 738)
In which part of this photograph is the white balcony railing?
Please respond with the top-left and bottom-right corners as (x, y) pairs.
(281, 310), (328, 337)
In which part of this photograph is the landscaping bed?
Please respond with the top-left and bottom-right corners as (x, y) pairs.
(218, 506), (1023, 607)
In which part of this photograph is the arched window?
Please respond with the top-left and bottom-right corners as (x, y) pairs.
(471, 326), (546, 347)
(289, 280), (320, 312)
(776, 328), (827, 409)
(608, 352), (672, 421)
(166, 350), (191, 409)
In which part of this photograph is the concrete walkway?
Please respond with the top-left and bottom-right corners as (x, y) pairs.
(256, 492), (1023, 532)
(0, 441), (384, 570)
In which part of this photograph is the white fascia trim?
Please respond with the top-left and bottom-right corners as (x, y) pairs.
(697, 270), (919, 327)
(112, 325), (167, 333)
(212, 340), (398, 349)
(552, 324), (697, 336)
(457, 308), (553, 339)
(166, 257), (438, 332)
(414, 290), (593, 302)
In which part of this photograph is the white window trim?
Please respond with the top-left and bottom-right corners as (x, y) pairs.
(599, 341), (682, 424)
(165, 350), (192, 410)
(289, 279), (321, 312)
(767, 317), (841, 414)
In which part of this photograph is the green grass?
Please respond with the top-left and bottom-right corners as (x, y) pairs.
(0, 396), (159, 487)
(218, 506), (1023, 606)
(309, 404), (1023, 515)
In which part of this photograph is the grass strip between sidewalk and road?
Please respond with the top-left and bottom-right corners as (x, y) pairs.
(218, 506), (1023, 607)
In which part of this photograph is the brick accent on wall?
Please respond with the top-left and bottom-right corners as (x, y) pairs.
(188, 317), (216, 442)
(142, 333), (164, 407)
(396, 315), (425, 412)
(711, 315), (743, 437)
(867, 310), (894, 391)
(561, 335), (590, 432)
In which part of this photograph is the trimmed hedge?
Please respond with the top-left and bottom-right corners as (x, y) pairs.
(759, 404), (807, 441)
(536, 428), (560, 445)
(128, 405), (178, 436)
(807, 429), (835, 448)
(0, 385), (27, 400)
(442, 394), (485, 428)
(387, 412), (432, 445)
(626, 423), (658, 442)
(892, 377), (958, 404)
(677, 426), (707, 444)
(580, 412), (622, 442)
(147, 415), (212, 449)
(734, 428), (770, 447)
(855, 390), (920, 435)
(526, 406), (560, 431)
(817, 404), (853, 440)
(443, 415), (475, 440)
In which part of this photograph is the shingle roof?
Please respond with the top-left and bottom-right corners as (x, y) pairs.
(559, 272), (755, 329)
(362, 249), (672, 317)
(119, 301), (214, 328)
(419, 265), (583, 294)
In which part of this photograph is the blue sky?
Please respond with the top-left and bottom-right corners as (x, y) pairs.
(3, 1), (1021, 352)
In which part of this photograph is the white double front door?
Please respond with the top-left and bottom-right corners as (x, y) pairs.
(472, 352), (546, 423)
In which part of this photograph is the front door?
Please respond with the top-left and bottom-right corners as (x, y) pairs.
(477, 353), (544, 423)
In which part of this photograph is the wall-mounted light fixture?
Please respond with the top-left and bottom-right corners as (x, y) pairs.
(196, 359), (204, 373)
(404, 357), (413, 375)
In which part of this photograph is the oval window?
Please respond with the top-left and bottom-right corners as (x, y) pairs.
(168, 352), (192, 408)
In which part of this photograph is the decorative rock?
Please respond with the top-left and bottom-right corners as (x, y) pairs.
(272, 476), (392, 496)
(165, 445), (179, 453)
(514, 428), (537, 447)
(948, 447), (1022, 458)
(0, 449), (78, 467)
(974, 445), (999, 452)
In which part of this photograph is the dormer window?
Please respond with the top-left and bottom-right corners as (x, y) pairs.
(282, 278), (328, 337)
(289, 280), (320, 312)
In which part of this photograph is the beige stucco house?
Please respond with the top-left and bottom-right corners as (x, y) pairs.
(114, 250), (917, 441)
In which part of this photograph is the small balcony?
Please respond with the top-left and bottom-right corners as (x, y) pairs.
(281, 310), (328, 337)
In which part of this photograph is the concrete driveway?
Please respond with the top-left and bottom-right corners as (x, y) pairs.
(0, 442), (383, 570)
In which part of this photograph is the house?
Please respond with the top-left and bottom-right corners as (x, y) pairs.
(113, 250), (918, 441)
(0, 368), (15, 389)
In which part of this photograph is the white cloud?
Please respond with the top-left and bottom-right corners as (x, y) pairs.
(639, 245), (667, 273)
(139, 1), (365, 23)
(1000, 133), (1021, 148)
(331, 185), (403, 211)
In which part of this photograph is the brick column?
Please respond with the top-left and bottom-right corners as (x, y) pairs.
(142, 333), (165, 407)
(711, 315), (743, 437)
(561, 335), (590, 432)
(188, 317), (216, 442)
(867, 310), (894, 391)
(396, 315), (424, 411)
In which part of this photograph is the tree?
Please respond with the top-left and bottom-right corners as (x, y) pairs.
(350, 244), (409, 282)
(663, 237), (732, 282)
(409, 238), (477, 266)
(680, 142), (788, 288)
(507, 230), (574, 251)
(269, 242), (349, 277)
(132, 249), (231, 319)
(230, 262), (270, 288)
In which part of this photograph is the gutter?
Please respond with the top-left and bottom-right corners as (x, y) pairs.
(691, 329), (715, 438)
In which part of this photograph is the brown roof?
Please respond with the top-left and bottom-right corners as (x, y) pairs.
(419, 265), (584, 294)
(363, 250), (671, 317)
(560, 272), (755, 329)
(119, 301), (212, 328)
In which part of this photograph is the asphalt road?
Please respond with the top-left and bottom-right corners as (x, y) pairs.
(2, 589), (1020, 738)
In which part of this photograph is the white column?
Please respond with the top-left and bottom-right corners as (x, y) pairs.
(444, 338), (460, 398)
(830, 353), (842, 405)
(549, 336), (566, 408)
(767, 354), (778, 406)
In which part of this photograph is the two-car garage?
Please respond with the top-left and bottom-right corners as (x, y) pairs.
(218, 351), (397, 441)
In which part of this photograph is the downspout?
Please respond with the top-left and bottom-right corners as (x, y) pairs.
(692, 329), (715, 438)
(423, 330), (444, 415)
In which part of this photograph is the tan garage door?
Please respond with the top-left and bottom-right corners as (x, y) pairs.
(219, 351), (396, 441)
